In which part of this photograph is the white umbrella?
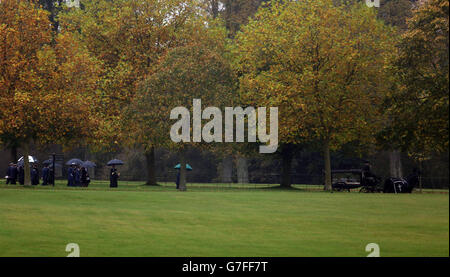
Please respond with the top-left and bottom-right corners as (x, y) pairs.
(18, 156), (38, 163)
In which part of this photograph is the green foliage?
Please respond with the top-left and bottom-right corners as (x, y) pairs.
(378, 0), (414, 31)
(58, 0), (205, 149)
(232, 0), (397, 188)
(130, 41), (237, 150)
(222, 0), (268, 36)
(234, 0), (396, 147)
(383, 0), (449, 155)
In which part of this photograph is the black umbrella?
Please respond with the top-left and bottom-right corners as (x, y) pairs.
(43, 159), (57, 165)
(17, 160), (35, 167)
(43, 159), (62, 168)
(65, 158), (83, 166)
(107, 159), (124, 166)
(82, 161), (96, 168)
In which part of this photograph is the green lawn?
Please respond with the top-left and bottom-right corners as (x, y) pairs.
(0, 181), (448, 257)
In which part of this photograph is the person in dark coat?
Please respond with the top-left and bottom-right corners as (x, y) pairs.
(80, 167), (90, 187)
(42, 165), (50, 186)
(176, 171), (180, 189)
(110, 165), (119, 188)
(67, 164), (75, 187)
(31, 165), (39, 186)
(362, 161), (373, 177)
(6, 163), (17, 185)
(48, 166), (54, 185)
(74, 166), (81, 187)
(404, 168), (420, 193)
(362, 161), (378, 186)
(18, 165), (24, 185)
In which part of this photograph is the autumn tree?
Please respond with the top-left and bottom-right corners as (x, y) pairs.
(337, 0), (418, 180)
(222, 0), (268, 37)
(233, 0), (397, 189)
(203, 0), (222, 19)
(38, 0), (67, 31)
(0, 0), (101, 185)
(337, 0), (416, 31)
(366, 0), (415, 178)
(59, 0), (206, 185)
(130, 36), (236, 190)
(0, 0), (63, 162)
(222, 0), (270, 182)
(202, 0), (267, 32)
(378, 0), (415, 31)
(383, 0), (449, 158)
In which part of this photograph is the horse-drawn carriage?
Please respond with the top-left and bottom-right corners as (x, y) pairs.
(331, 169), (381, 192)
(331, 168), (418, 193)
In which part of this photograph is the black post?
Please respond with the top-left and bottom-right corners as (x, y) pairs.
(52, 153), (56, 187)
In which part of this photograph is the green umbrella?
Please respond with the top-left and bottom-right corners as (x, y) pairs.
(174, 164), (193, 171)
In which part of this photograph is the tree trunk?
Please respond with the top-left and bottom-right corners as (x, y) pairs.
(178, 148), (187, 191)
(280, 144), (294, 188)
(323, 140), (332, 191)
(210, 0), (219, 18)
(221, 156), (233, 183)
(23, 143), (31, 186)
(389, 150), (403, 178)
(145, 147), (157, 186)
(236, 156), (249, 184)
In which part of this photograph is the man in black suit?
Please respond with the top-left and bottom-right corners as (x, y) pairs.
(31, 165), (39, 186)
(6, 163), (17, 185)
(42, 165), (50, 186)
(110, 165), (119, 188)
(362, 161), (379, 187)
(18, 165), (24, 185)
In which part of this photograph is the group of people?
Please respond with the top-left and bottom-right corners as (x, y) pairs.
(67, 164), (91, 187)
(68, 164), (119, 188)
(5, 161), (119, 188)
(5, 163), (53, 186)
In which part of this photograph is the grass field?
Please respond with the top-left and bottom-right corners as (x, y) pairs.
(0, 180), (448, 257)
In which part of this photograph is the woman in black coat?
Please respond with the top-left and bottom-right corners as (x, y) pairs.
(80, 167), (90, 187)
(31, 165), (39, 186)
(110, 165), (119, 188)
(18, 166), (24, 185)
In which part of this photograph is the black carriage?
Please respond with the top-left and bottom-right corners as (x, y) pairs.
(331, 169), (382, 192)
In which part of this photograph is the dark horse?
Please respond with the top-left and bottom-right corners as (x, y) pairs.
(383, 169), (420, 193)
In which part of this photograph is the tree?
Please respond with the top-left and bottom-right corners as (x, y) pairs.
(202, 0), (268, 35)
(130, 40), (236, 190)
(384, 0), (449, 156)
(378, 0), (415, 31)
(38, 0), (66, 31)
(203, 1), (269, 184)
(59, 0), (205, 185)
(336, 0), (416, 31)
(203, 0), (221, 19)
(0, 0), (76, 163)
(233, 0), (397, 190)
(0, 0), (101, 185)
(222, 0), (268, 37)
